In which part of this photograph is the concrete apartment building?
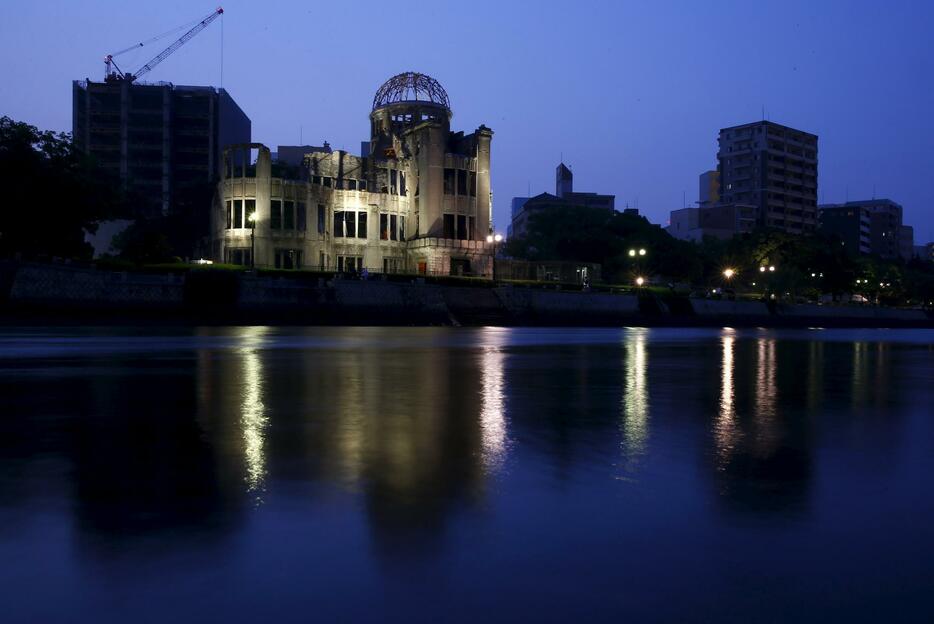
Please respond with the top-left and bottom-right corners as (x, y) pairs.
(72, 79), (250, 215)
(509, 163), (615, 239)
(211, 72), (495, 275)
(819, 199), (914, 261)
(717, 120), (818, 234)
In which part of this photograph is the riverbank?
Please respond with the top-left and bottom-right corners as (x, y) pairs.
(1, 261), (931, 328)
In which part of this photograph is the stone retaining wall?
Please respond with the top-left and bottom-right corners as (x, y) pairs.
(1, 262), (930, 327)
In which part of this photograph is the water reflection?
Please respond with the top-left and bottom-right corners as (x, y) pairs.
(238, 327), (269, 499)
(714, 329), (739, 470)
(621, 328), (649, 464)
(478, 327), (509, 472)
(0, 326), (929, 619)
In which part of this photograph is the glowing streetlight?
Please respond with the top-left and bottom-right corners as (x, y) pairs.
(768, 265), (775, 272)
(248, 212), (257, 269)
(759, 266), (766, 273)
(486, 233), (503, 280)
(635, 276), (645, 287)
(628, 249), (636, 257)
(723, 268), (736, 279)
(639, 248), (646, 256)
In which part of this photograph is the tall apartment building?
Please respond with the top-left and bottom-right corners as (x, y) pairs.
(72, 80), (250, 215)
(717, 121), (818, 234)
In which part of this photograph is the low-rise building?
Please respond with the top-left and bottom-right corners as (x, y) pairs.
(667, 204), (756, 242)
(509, 163), (614, 239)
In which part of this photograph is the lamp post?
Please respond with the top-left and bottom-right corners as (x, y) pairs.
(486, 232), (503, 280)
(248, 212), (256, 269)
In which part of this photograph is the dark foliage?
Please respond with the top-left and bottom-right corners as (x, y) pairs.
(0, 116), (126, 260)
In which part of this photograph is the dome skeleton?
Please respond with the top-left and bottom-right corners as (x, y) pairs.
(372, 72), (451, 111)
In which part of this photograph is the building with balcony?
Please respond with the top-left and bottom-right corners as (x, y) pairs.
(211, 72), (495, 275)
(717, 120), (818, 235)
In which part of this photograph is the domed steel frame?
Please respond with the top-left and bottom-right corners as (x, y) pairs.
(372, 72), (450, 111)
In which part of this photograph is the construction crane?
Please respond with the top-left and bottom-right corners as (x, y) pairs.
(104, 7), (224, 83)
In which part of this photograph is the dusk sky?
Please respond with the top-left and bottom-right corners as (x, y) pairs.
(2, 0), (932, 241)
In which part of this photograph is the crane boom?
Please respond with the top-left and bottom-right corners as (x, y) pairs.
(105, 7), (223, 83)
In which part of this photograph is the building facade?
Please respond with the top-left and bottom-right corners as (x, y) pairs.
(819, 199), (913, 260)
(73, 79), (250, 216)
(717, 120), (818, 234)
(667, 204), (756, 242)
(211, 72), (494, 275)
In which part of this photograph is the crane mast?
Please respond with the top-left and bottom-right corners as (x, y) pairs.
(104, 7), (224, 83)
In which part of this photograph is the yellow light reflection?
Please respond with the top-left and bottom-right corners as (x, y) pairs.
(715, 329), (739, 469)
(621, 328), (649, 461)
(239, 327), (268, 499)
(479, 327), (508, 472)
(754, 335), (778, 452)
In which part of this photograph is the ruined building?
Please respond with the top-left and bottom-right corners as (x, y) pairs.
(211, 72), (494, 275)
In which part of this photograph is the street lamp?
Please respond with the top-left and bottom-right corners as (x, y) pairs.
(723, 268), (736, 280)
(486, 232), (503, 280)
(248, 212), (257, 269)
(635, 276), (645, 287)
(628, 248), (647, 258)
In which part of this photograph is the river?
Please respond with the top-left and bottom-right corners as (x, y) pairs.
(1, 327), (932, 622)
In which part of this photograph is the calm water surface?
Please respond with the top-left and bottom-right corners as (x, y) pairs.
(1, 327), (933, 622)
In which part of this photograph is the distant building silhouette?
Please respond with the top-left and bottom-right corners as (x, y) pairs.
(509, 162), (614, 239)
(819, 199), (914, 260)
(668, 170), (754, 242)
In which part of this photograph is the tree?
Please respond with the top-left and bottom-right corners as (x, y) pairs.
(0, 116), (126, 260)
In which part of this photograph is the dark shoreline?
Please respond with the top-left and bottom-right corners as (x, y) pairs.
(1, 261), (932, 329)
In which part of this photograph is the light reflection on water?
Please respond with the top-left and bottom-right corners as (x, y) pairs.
(0, 326), (933, 622)
(715, 329), (739, 470)
(238, 327), (269, 499)
(479, 327), (509, 472)
(621, 327), (649, 465)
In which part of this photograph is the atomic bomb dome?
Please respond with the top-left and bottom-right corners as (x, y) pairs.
(372, 72), (451, 111)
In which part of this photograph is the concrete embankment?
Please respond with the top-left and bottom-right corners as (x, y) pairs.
(1, 262), (931, 328)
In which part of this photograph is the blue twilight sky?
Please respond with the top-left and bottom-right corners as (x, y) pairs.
(1, 0), (932, 242)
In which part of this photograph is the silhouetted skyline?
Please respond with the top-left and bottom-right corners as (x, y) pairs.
(2, 0), (932, 240)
